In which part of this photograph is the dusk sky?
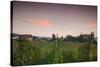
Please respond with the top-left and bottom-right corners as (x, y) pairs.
(12, 1), (97, 37)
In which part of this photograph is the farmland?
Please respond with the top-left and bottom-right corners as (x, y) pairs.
(12, 39), (97, 66)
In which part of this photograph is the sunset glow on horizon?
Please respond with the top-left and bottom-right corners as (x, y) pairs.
(12, 1), (97, 37)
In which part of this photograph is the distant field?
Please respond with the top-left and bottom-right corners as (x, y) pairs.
(12, 40), (97, 66)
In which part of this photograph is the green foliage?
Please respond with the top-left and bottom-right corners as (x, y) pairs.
(13, 40), (41, 65)
(78, 43), (91, 61)
(12, 40), (97, 66)
(89, 44), (97, 61)
(63, 50), (75, 63)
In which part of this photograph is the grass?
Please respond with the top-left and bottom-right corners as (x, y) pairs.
(12, 39), (97, 66)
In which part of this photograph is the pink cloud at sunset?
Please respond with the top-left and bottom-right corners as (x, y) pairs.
(87, 21), (97, 27)
(32, 19), (52, 27)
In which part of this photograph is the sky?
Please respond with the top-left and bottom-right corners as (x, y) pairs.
(12, 1), (97, 37)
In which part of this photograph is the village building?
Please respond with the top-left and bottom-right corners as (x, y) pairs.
(19, 34), (32, 41)
(12, 33), (19, 40)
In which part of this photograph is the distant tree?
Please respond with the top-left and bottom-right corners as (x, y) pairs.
(60, 36), (64, 41)
(90, 32), (94, 40)
(89, 32), (95, 43)
(52, 34), (56, 41)
(56, 34), (58, 39)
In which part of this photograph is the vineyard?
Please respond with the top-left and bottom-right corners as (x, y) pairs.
(12, 39), (97, 66)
